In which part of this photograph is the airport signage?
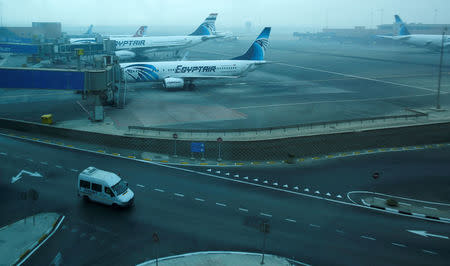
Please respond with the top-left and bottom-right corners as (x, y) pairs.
(191, 142), (205, 153)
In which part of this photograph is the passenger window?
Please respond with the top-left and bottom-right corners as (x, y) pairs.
(105, 187), (114, 197)
(80, 180), (90, 189)
(91, 183), (102, 192)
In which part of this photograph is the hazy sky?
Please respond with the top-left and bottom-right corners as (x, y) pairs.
(1, 0), (449, 29)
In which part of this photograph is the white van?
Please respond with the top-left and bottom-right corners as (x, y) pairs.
(78, 167), (134, 207)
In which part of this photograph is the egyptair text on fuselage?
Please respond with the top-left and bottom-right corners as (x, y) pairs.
(175, 65), (216, 73)
(116, 40), (146, 47)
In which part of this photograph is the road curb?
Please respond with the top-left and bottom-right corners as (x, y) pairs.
(136, 251), (311, 266)
(14, 215), (65, 266)
(362, 200), (449, 223)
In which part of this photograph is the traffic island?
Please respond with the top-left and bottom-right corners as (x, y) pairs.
(0, 212), (63, 266)
(136, 251), (306, 266)
(361, 196), (450, 222)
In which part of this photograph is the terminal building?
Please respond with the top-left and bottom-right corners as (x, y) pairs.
(294, 22), (449, 43)
(0, 22), (62, 43)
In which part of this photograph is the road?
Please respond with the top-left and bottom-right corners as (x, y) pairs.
(1, 135), (449, 265)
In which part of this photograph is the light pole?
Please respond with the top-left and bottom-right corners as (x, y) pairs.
(152, 232), (160, 266)
(260, 222), (270, 265)
(436, 27), (447, 110)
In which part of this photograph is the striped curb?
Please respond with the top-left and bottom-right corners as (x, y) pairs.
(14, 215), (65, 266)
(361, 200), (449, 223)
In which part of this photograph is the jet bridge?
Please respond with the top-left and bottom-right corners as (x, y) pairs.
(0, 56), (127, 122)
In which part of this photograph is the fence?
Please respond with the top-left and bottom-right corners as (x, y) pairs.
(128, 112), (428, 141)
(1, 114), (448, 162)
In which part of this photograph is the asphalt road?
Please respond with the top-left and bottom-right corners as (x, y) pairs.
(1, 135), (449, 266)
(190, 147), (450, 203)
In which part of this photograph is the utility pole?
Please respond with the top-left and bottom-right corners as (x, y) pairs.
(370, 10), (374, 29)
(434, 9), (438, 24)
(436, 27), (447, 110)
(0, 2), (3, 27)
(380, 9), (384, 25)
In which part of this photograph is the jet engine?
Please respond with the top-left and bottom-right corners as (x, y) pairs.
(163, 78), (185, 89)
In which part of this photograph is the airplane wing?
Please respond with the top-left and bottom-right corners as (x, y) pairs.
(130, 40), (193, 53)
(376, 35), (410, 40)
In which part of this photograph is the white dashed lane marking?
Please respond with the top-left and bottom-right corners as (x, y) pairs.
(336, 229), (345, 234)
(238, 208), (249, 212)
(260, 212), (272, 218)
(216, 203), (227, 207)
(70, 169), (78, 172)
(309, 224), (321, 228)
(422, 249), (437, 255)
(55, 165), (63, 169)
(40, 162), (48, 165)
(195, 198), (205, 202)
(285, 218), (296, 223)
(0, 152), (7, 156)
(361, 236), (376, 241)
(154, 188), (165, 193)
(391, 243), (406, 248)
(174, 193), (185, 197)
(136, 184), (145, 188)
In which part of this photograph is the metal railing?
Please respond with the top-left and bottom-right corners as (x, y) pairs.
(128, 112), (428, 139)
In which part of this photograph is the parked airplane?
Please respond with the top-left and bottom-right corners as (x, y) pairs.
(71, 25), (148, 43)
(378, 15), (450, 50)
(70, 13), (220, 60)
(120, 27), (271, 90)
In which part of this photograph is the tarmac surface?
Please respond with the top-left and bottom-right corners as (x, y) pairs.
(1, 40), (449, 130)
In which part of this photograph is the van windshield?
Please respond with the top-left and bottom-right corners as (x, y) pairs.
(112, 180), (127, 195)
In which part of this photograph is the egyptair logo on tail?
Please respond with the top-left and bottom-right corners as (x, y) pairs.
(201, 22), (216, 35)
(202, 13), (217, 34)
(134, 26), (147, 37)
(255, 38), (269, 51)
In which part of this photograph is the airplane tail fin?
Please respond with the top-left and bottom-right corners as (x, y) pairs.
(189, 13), (218, 36)
(394, 15), (410, 36)
(394, 15), (403, 24)
(85, 25), (93, 35)
(133, 26), (148, 37)
(398, 24), (411, 36)
(232, 27), (271, 61)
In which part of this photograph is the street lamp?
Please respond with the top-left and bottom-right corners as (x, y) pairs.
(436, 27), (447, 110)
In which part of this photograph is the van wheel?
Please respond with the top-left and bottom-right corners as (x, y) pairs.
(83, 195), (90, 202)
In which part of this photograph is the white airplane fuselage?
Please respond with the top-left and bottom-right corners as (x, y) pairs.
(70, 35), (207, 50)
(392, 34), (450, 49)
(121, 60), (263, 83)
